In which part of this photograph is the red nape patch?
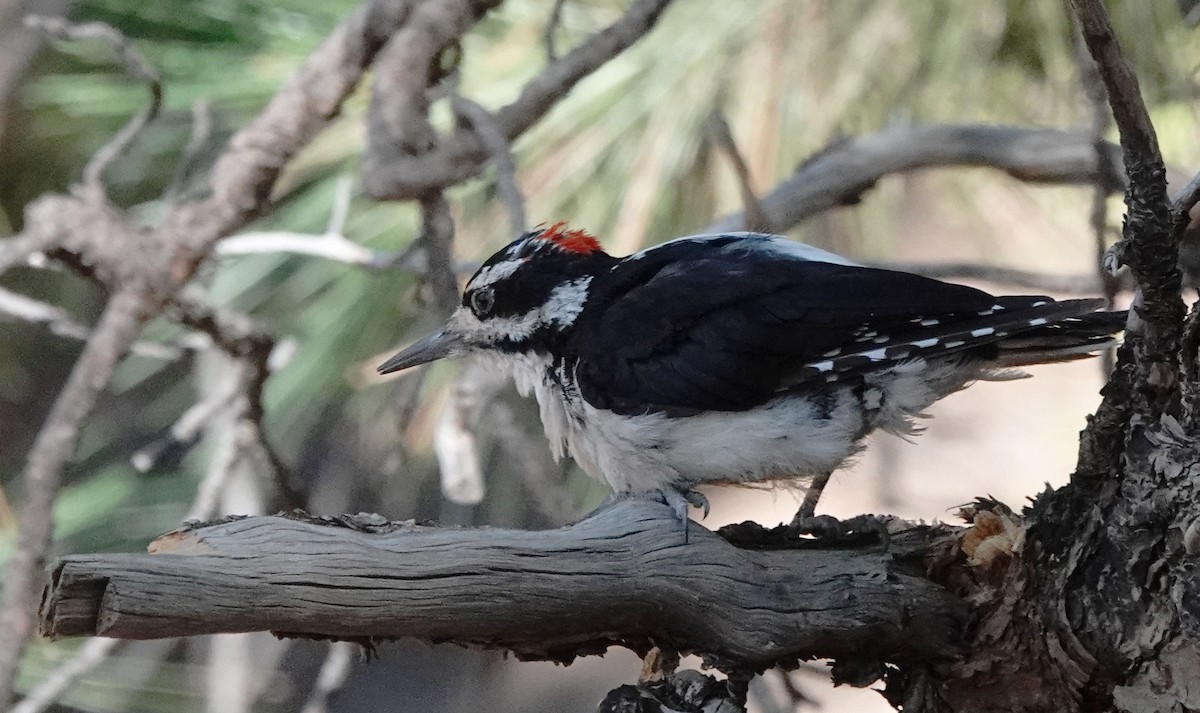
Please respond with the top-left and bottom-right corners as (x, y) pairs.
(540, 221), (602, 255)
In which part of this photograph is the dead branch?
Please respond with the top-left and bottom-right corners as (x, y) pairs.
(0, 6), (427, 699)
(10, 638), (122, 713)
(418, 194), (462, 316)
(0, 286), (192, 360)
(543, 0), (568, 61)
(40, 499), (966, 673)
(159, 0), (422, 271)
(704, 124), (1124, 234)
(361, 0), (675, 199)
(707, 110), (772, 233)
(24, 16), (163, 194)
(0, 288), (150, 702)
(453, 96), (527, 237)
(1070, 0), (1184, 480)
(169, 293), (304, 510)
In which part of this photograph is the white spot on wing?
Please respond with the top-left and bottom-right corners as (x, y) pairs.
(1028, 317), (1048, 326)
(971, 327), (995, 337)
(812, 360), (834, 372)
(863, 348), (888, 361)
(920, 318), (940, 326)
(913, 338), (939, 348)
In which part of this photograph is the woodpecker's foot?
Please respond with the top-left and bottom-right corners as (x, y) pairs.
(640, 487), (708, 543)
(656, 486), (708, 532)
(591, 489), (708, 519)
(591, 488), (708, 541)
(787, 513), (891, 549)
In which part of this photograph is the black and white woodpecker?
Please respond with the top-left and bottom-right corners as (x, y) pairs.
(379, 223), (1125, 524)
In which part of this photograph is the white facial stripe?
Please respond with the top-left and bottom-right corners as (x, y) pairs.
(454, 310), (541, 343)
(542, 277), (592, 327)
(469, 259), (525, 291)
(452, 276), (594, 344)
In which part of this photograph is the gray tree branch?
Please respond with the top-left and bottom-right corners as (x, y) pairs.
(0, 288), (149, 703)
(39, 499), (966, 673)
(361, 0), (675, 199)
(1070, 0), (1182, 449)
(705, 124), (1124, 234)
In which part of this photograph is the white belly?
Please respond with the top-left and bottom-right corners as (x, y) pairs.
(497, 354), (973, 494)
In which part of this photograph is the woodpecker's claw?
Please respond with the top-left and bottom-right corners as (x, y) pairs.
(683, 488), (711, 518)
(788, 513), (892, 550)
(656, 487), (709, 521)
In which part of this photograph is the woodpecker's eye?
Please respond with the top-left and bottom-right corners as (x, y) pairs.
(469, 287), (495, 317)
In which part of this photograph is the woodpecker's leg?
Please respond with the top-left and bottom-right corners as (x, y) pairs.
(791, 470), (833, 524)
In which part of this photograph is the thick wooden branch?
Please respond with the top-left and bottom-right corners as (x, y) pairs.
(1070, 0), (1183, 469)
(704, 124), (1124, 234)
(40, 500), (966, 671)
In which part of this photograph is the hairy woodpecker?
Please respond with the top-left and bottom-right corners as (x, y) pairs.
(380, 223), (1125, 524)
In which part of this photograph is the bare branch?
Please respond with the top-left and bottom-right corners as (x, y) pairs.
(361, 0), (479, 197)
(1072, 1), (1182, 357)
(707, 110), (772, 233)
(705, 124), (1125, 234)
(1069, 0), (1184, 479)
(168, 294), (303, 510)
(24, 17), (162, 194)
(362, 0), (675, 199)
(0, 288), (149, 704)
(435, 363), (508, 505)
(40, 500), (966, 672)
(453, 96), (527, 238)
(1170, 167), (1200, 217)
(543, 0), (568, 61)
(300, 642), (357, 713)
(325, 174), (354, 236)
(10, 638), (123, 713)
(163, 99), (215, 203)
(161, 0), (422, 273)
(216, 231), (380, 266)
(1073, 19), (1120, 374)
(0, 285), (193, 360)
(418, 194), (461, 317)
(0, 232), (59, 277)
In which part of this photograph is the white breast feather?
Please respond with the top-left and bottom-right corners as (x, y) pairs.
(492, 352), (977, 494)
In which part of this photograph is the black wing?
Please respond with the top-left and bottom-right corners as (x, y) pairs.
(567, 238), (1096, 415)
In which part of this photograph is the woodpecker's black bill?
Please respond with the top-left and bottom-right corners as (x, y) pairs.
(378, 329), (458, 374)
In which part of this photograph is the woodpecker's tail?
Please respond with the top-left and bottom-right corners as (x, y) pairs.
(992, 308), (1127, 368)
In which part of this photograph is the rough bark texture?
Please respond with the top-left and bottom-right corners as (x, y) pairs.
(40, 500), (966, 674)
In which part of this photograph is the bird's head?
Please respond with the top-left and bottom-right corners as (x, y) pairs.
(378, 222), (613, 374)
